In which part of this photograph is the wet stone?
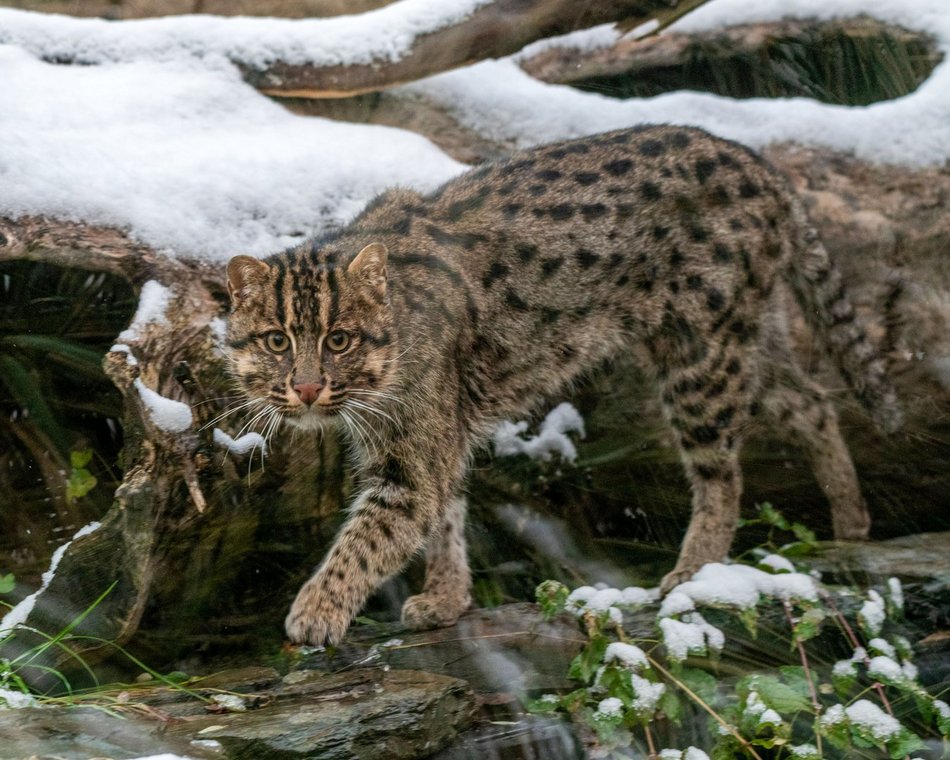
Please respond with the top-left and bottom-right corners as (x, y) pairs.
(163, 667), (475, 760)
(0, 667), (474, 760)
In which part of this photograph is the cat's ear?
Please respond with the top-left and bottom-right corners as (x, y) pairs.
(347, 243), (389, 296)
(227, 255), (269, 304)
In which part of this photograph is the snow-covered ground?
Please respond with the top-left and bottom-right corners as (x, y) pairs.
(0, 0), (948, 261)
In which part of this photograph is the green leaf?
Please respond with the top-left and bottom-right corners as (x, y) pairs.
(790, 522), (817, 545)
(66, 468), (97, 501)
(740, 675), (810, 714)
(779, 541), (816, 557)
(0, 574), (14, 595)
(792, 607), (826, 643)
(758, 503), (789, 530)
(535, 580), (569, 621)
(885, 728), (926, 759)
(658, 688), (682, 723)
(524, 694), (561, 714)
(738, 606), (759, 638)
(568, 634), (608, 684)
(559, 688), (588, 713)
(778, 666), (813, 700)
(588, 704), (624, 740)
(70, 448), (93, 468)
(678, 667), (718, 704)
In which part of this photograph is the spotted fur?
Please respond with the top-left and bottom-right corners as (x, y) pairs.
(225, 125), (901, 646)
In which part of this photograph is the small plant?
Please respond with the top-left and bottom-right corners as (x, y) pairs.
(527, 505), (950, 759)
(0, 581), (207, 714)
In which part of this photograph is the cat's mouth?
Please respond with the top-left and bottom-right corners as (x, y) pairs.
(284, 405), (341, 432)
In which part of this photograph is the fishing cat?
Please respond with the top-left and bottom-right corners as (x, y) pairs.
(225, 125), (901, 646)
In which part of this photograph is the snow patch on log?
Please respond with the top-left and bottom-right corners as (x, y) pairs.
(135, 379), (193, 433)
(0, 45), (463, 260)
(118, 280), (172, 342)
(213, 428), (266, 456)
(0, 0), (493, 68)
(0, 521), (101, 635)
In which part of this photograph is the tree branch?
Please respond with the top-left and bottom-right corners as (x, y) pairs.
(249, 0), (710, 98)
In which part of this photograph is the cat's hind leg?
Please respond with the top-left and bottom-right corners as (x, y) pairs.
(655, 354), (753, 594)
(401, 494), (473, 630)
(759, 359), (870, 540)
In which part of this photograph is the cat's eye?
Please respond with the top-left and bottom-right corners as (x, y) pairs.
(325, 330), (351, 353)
(265, 331), (290, 353)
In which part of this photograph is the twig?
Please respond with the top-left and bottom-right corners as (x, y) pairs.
(821, 591), (899, 719)
(782, 600), (823, 756)
(647, 655), (765, 760)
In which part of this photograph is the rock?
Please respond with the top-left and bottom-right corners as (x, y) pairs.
(0, 666), (474, 760)
(161, 667), (475, 760)
(810, 532), (950, 586)
(0, 705), (222, 760)
(300, 603), (586, 694)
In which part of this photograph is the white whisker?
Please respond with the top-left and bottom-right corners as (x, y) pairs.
(344, 398), (397, 426)
(200, 397), (264, 431)
(348, 388), (409, 408)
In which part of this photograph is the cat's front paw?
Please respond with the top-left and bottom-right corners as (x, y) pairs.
(285, 580), (353, 646)
(401, 591), (471, 631)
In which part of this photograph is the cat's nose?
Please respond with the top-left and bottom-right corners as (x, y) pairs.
(293, 382), (323, 406)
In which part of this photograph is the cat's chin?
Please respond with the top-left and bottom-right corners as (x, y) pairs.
(284, 408), (339, 433)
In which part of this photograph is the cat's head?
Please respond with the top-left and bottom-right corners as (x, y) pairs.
(224, 242), (396, 431)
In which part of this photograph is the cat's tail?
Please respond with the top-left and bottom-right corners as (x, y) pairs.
(786, 199), (903, 433)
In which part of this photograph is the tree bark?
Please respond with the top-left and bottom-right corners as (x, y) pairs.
(518, 16), (937, 90)
(241, 0), (711, 97)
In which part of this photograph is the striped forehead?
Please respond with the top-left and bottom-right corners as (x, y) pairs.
(271, 248), (340, 333)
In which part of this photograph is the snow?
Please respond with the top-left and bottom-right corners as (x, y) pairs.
(0, 688), (39, 709)
(618, 586), (655, 606)
(744, 689), (782, 726)
(493, 402), (585, 463)
(758, 553), (795, 573)
(630, 673), (666, 713)
(213, 428), (266, 456)
(660, 750), (711, 760)
(658, 591), (695, 618)
(596, 696), (624, 717)
(859, 589), (887, 636)
(667, 562), (818, 610)
(210, 693), (247, 712)
(110, 343), (139, 366)
(832, 659), (857, 679)
(513, 23), (621, 62)
(0, 0), (491, 68)
(844, 699), (904, 741)
(868, 637), (897, 659)
(0, 45), (463, 261)
(1, 0), (949, 263)
(820, 700), (904, 741)
(0, 521), (101, 634)
(659, 611), (724, 661)
(867, 655), (906, 684)
(405, 0), (950, 168)
(117, 280), (172, 342)
(887, 577), (904, 612)
(604, 642), (649, 671)
(135, 379), (193, 433)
